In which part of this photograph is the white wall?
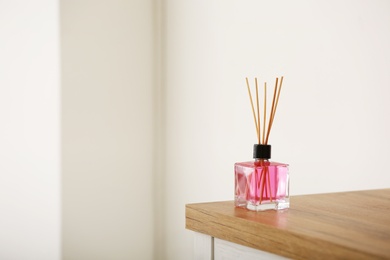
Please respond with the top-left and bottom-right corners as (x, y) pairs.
(0, 0), (60, 259)
(61, 1), (155, 259)
(163, 0), (390, 259)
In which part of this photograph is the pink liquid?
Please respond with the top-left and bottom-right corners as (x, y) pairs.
(235, 160), (289, 211)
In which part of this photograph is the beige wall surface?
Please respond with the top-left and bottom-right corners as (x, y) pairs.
(61, 1), (155, 259)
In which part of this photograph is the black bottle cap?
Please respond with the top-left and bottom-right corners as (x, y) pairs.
(253, 144), (271, 159)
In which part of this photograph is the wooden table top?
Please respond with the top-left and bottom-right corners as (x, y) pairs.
(186, 189), (390, 259)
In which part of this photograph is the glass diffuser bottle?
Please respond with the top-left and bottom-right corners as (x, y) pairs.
(235, 77), (290, 211)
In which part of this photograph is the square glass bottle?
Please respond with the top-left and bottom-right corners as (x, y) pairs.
(235, 144), (289, 211)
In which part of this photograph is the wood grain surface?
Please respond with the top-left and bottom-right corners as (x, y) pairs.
(186, 189), (390, 259)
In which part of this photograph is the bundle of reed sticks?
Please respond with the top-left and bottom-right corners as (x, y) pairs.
(245, 76), (284, 203)
(246, 77), (284, 145)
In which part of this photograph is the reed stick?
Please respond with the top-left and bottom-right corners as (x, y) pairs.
(273, 76), (283, 122)
(266, 167), (272, 202)
(255, 78), (261, 144)
(262, 82), (267, 145)
(259, 161), (265, 203)
(246, 78), (259, 142)
(265, 78), (279, 144)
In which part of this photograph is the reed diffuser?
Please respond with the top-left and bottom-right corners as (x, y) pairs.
(235, 77), (289, 211)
